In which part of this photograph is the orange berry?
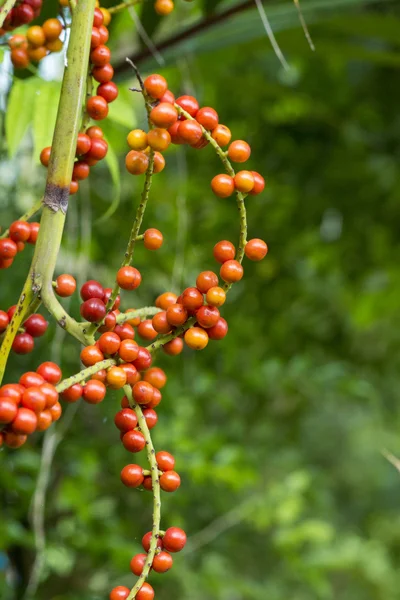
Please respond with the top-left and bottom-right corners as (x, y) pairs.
(143, 74), (168, 99)
(211, 124), (231, 147)
(143, 366), (167, 389)
(80, 345), (104, 366)
(106, 366), (127, 389)
(11, 48), (29, 69)
(147, 128), (170, 152)
(206, 286), (226, 307)
(137, 319), (158, 341)
(245, 238), (268, 261)
(196, 271), (218, 294)
(28, 46), (47, 62)
(116, 266), (142, 290)
(125, 150), (149, 175)
(234, 170), (254, 193)
(184, 327), (209, 350)
(127, 129), (148, 151)
(143, 228), (163, 250)
(228, 140), (251, 163)
(150, 103), (178, 128)
(166, 304), (188, 327)
(40, 147), (51, 167)
(46, 39), (63, 52)
(154, 0), (174, 15)
(153, 151), (166, 173)
(249, 171), (265, 195)
(211, 174), (234, 198)
(8, 34), (28, 50)
(220, 260), (243, 283)
(213, 240), (235, 263)
(42, 18), (63, 41)
(163, 337), (183, 355)
(27, 25), (45, 47)
(155, 292), (177, 310)
(196, 106), (218, 130)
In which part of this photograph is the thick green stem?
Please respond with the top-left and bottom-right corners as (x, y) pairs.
(124, 385), (161, 600)
(0, 198), (43, 239)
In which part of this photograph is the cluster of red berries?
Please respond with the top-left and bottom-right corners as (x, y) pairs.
(8, 18), (63, 70)
(0, 361), (62, 448)
(110, 527), (187, 600)
(0, 220), (39, 269)
(39, 8), (113, 195)
(0, 308), (48, 355)
(0, 0), (42, 35)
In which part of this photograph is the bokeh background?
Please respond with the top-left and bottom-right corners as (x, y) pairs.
(2, 0), (400, 599)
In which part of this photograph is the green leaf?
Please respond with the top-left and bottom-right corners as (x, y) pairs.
(96, 142), (121, 223)
(203, 0), (224, 15)
(138, 1), (162, 47)
(5, 79), (35, 158)
(33, 80), (61, 163)
(107, 85), (137, 129)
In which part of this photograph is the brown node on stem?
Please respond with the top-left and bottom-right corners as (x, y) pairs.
(43, 182), (70, 214)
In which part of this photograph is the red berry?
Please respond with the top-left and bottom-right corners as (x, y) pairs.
(116, 266), (142, 290)
(11, 407), (37, 434)
(143, 367), (167, 389)
(82, 380), (106, 404)
(97, 81), (118, 103)
(87, 137), (108, 161)
(120, 464), (144, 487)
(150, 103), (178, 128)
(80, 280), (104, 301)
(9, 220), (31, 242)
(132, 381), (154, 405)
(162, 527), (187, 552)
(137, 319), (158, 341)
(178, 120), (203, 145)
(245, 238), (268, 261)
(151, 311), (170, 334)
(156, 450), (175, 471)
(207, 317), (228, 340)
(160, 470), (181, 492)
(61, 384), (83, 403)
(76, 133), (92, 155)
(144, 74), (167, 99)
(196, 271), (218, 294)
(142, 407), (158, 429)
(166, 304), (187, 327)
(19, 371), (44, 388)
(12, 332), (34, 354)
(23, 313), (48, 337)
(133, 347), (152, 371)
(181, 287), (203, 312)
(80, 345), (104, 367)
(0, 310), (9, 332)
(147, 128), (170, 152)
(0, 238), (17, 259)
(92, 63), (114, 83)
(118, 339), (139, 362)
(55, 274), (76, 297)
(228, 140), (251, 163)
(0, 398), (18, 423)
(196, 305), (220, 328)
(213, 240), (236, 263)
(80, 298), (106, 322)
(136, 583), (154, 600)
(91, 26), (101, 48)
(87, 125), (104, 138)
(249, 171), (265, 195)
(114, 408), (138, 432)
(86, 95), (108, 120)
(72, 161), (90, 181)
(196, 106), (218, 130)
(162, 337), (183, 356)
(114, 323), (135, 340)
(98, 24), (109, 44)
(143, 228), (163, 250)
(176, 95), (199, 116)
(98, 332), (121, 355)
(122, 429), (145, 452)
(39, 383), (59, 409)
(90, 44), (110, 67)
(142, 531), (163, 552)
(130, 553), (146, 576)
(119, 363), (138, 385)
(152, 551), (173, 573)
(0, 384), (24, 403)
(27, 223), (40, 244)
(125, 150), (149, 175)
(36, 410), (53, 431)
(93, 7), (104, 27)
(211, 174), (234, 198)
(220, 260), (243, 283)
(3, 431), (27, 448)
(109, 587), (130, 600)
(160, 89), (175, 103)
(21, 387), (46, 412)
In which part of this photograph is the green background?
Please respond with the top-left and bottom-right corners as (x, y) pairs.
(2, 1), (400, 599)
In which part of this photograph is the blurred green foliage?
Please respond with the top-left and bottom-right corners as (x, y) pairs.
(1, 1), (400, 599)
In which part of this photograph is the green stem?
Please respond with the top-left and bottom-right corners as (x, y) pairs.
(56, 358), (116, 393)
(108, 0), (142, 14)
(81, 71), (93, 131)
(0, 0), (17, 27)
(116, 307), (160, 324)
(124, 385), (161, 600)
(0, 198), (43, 239)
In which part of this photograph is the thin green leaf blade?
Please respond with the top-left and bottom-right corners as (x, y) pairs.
(5, 79), (35, 158)
(33, 80), (61, 163)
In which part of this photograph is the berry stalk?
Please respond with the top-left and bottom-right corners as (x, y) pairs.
(0, 198), (43, 239)
(0, 0), (17, 28)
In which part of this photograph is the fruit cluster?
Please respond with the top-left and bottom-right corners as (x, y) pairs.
(0, 220), (39, 270)
(0, 0), (42, 34)
(8, 18), (63, 70)
(0, 361), (62, 448)
(0, 306), (48, 355)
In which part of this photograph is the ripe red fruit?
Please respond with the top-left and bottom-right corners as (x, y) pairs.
(24, 314), (48, 337)
(143, 228), (163, 250)
(196, 270), (219, 294)
(162, 527), (187, 552)
(196, 305), (220, 328)
(147, 128), (170, 152)
(156, 450), (175, 471)
(220, 259), (243, 283)
(143, 74), (167, 99)
(130, 553), (146, 576)
(133, 347), (153, 371)
(116, 266), (142, 290)
(92, 63), (114, 83)
(136, 583), (154, 600)
(12, 332), (34, 354)
(120, 464), (144, 487)
(228, 140), (251, 163)
(206, 286), (226, 307)
(142, 531), (163, 552)
(0, 310), (9, 332)
(122, 429), (145, 452)
(36, 410), (53, 431)
(114, 323), (135, 340)
(160, 89), (175, 104)
(155, 292), (177, 310)
(211, 174), (235, 198)
(0, 398), (18, 423)
(160, 470), (181, 492)
(11, 407), (37, 434)
(27, 223), (40, 244)
(163, 337), (183, 356)
(137, 319), (158, 341)
(99, 311), (117, 333)
(184, 327), (209, 350)
(86, 95), (108, 120)
(9, 220), (31, 242)
(152, 551), (173, 573)
(11, 48), (29, 69)
(21, 387), (46, 412)
(120, 363), (138, 385)
(143, 367), (167, 389)
(196, 106), (218, 130)
(150, 103), (178, 128)
(109, 587), (130, 600)
(3, 431), (27, 449)
(7, 306), (17, 320)
(72, 160), (90, 181)
(176, 95), (199, 116)
(91, 27), (101, 48)
(166, 304), (188, 327)
(0, 384), (24, 403)
(181, 287), (204, 312)
(245, 238), (268, 261)
(249, 171), (265, 195)
(80, 298), (106, 322)
(106, 366), (127, 389)
(39, 383), (59, 409)
(98, 332), (121, 355)
(61, 384), (83, 403)
(80, 345), (104, 367)
(234, 170), (254, 193)
(0, 238), (17, 259)
(93, 7), (104, 27)
(147, 388), (162, 409)
(19, 371), (44, 388)
(114, 408), (138, 432)
(88, 137), (108, 160)
(76, 133), (91, 155)
(211, 124), (231, 147)
(118, 339), (139, 362)
(90, 44), (110, 67)
(69, 180), (79, 195)
(97, 81), (118, 103)
(207, 317), (228, 340)
(55, 274), (76, 297)
(98, 24), (109, 44)
(178, 120), (203, 145)
(151, 311), (170, 334)
(82, 379), (106, 404)
(213, 240), (235, 263)
(132, 381), (154, 405)
(142, 407), (158, 429)
(81, 280), (104, 301)
(125, 151), (149, 175)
